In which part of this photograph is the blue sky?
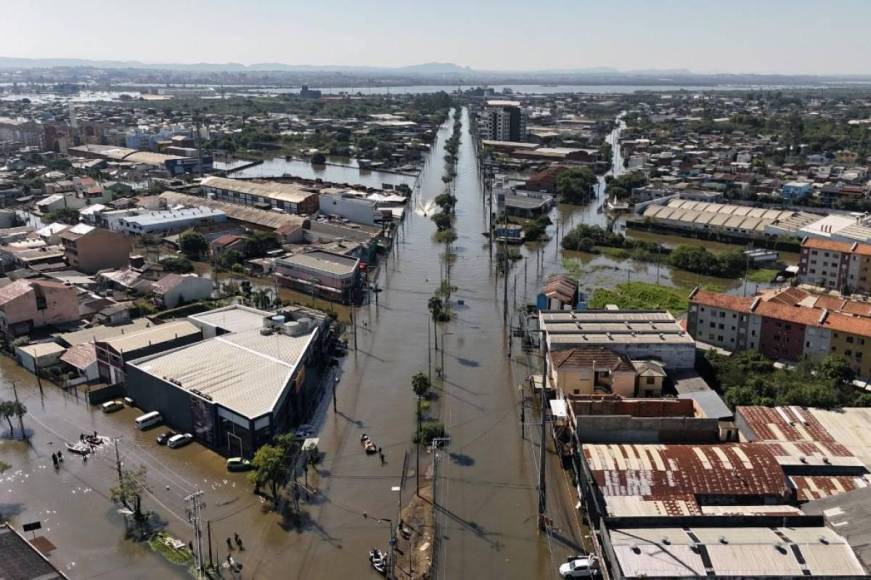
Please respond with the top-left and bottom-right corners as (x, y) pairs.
(3, 0), (870, 74)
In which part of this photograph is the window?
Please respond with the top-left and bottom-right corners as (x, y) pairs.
(847, 336), (854, 344)
(717, 335), (724, 342)
(646, 377), (656, 385)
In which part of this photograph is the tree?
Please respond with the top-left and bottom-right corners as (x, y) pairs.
(311, 152), (327, 165)
(179, 230), (208, 260)
(249, 443), (285, 500)
(431, 212), (453, 231)
(45, 207), (80, 225)
(245, 231), (279, 258)
(1, 400), (26, 438)
(110, 465), (148, 521)
(818, 355), (856, 385)
(160, 256), (194, 273)
(556, 167), (596, 204)
(412, 372), (431, 401)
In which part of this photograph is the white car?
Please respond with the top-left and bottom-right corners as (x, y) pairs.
(559, 555), (598, 578)
(101, 400), (124, 413)
(167, 433), (193, 449)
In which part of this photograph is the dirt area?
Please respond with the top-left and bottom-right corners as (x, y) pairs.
(393, 467), (435, 580)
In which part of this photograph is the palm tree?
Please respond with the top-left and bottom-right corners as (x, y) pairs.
(427, 296), (443, 350)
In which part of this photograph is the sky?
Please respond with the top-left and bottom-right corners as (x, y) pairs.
(2, 0), (870, 75)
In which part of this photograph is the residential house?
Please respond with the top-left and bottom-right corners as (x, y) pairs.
(799, 237), (871, 295)
(59, 224), (132, 274)
(152, 274), (214, 309)
(0, 279), (79, 337)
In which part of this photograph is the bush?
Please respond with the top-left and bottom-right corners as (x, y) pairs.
(668, 246), (745, 278)
(414, 421), (446, 445)
(160, 256), (194, 273)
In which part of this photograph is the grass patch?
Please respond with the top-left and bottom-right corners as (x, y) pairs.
(588, 282), (690, 315)
(148, 532), (195, 567)
(746, 268), (779, 283)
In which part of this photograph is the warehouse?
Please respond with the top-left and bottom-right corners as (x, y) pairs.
(539, 309), (696, 369)
(201, 176), (320, 215)
(126, 315), (319, 457)
(112, 207), (227, 234)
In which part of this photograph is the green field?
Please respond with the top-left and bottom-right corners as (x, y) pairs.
(588, 282), (691, 315)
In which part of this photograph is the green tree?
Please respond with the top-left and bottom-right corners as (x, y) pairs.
(160, 256), (194, 273)
(556, 167), (596, 204)
(1, 400), (26, 438)
(818, 355), (856, 384)
(245, 231), (279, 258)
(248, 443), (285, 500)
(411, 372), (431, 424)
(110, 465), (148, 521)
(179, 230), (208, 260)
(45, 207), (80, 225)
(431, 212), (453, 230)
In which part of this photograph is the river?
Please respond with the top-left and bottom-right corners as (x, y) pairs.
(213, 157), (418, 189)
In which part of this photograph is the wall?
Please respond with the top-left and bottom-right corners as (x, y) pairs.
(759, 317), (805, 361)
(318, 193), (378, 226)
(67, 229), (132, 274)
(124, 363), (195, 433)
(160, 278), (214, 309)
(574, 415), (720, 443)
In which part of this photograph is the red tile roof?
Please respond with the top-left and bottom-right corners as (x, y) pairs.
(690, 289), (755, 312)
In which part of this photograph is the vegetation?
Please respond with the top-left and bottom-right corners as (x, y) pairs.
(245, 231), (280, 258)
(248, 432), (298, 503)
(521, 215), (552, 242)
(746, 268), (779, 284)
(0, 400), (27, 438)
(110, 464), (148, 521)
(179, 229), (209, 260)
(148, 532), (195, 567)
(605, 171), (648, 199)
(669, 245), (746, 278)
(556, 167), (597, 204)
(431, 212), (453, 231)
(411, 372), (432, 424)
(160, 256), (194, 273)
(588, 282), (690, 314)
(44, 207), (80, 225)
(414, 421), (447, 445)
(706, 351), (871, 409)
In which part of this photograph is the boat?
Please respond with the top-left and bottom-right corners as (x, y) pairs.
(369, 549), (387, 576)
(606, 197), (630, 213)
(360, 434), (378, 455)
(66, 441), (91, 456)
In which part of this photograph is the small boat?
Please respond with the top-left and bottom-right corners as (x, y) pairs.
(369, 549), (387, 576)
(360, 434), (377, 455)
(66, 441), (91, 456)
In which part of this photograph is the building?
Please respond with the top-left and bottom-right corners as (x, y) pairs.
(95, 320), (202, 385)
(159, 191), (307, 232)
(68, 144), (211, 175)
(539, 309), (696, 369)
(549, 347), (638, 397)
(781, 180), (813, 201)
(496, 188), (553, 218)
(478, 100), (527, 142)
(126, 315), (320, 457)
(318, 191), (382, 226)
(0, 117), (43, 148)
(688, 287), (871, 378)
(606, 525), (865, 578)
(0, 522), (68, 580)
(637, 198), (821, 242)
(35, 193), (87, 214)
(798, 237), (871, 294)
(59, 224), (132, 274)
(152, 274), (214, 309)
(15, 341), (66, 373)
(735, 406), (871, 502)
(112, 207), (227, 235)
(201, 176), (320, 215)
(0, 280), (79, 337)
(274, 250), (362, 304)
(188, 304), (274, 338)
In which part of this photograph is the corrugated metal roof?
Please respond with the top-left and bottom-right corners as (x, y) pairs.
(134, 327), (316, 419)
(98, 320), (200, 354)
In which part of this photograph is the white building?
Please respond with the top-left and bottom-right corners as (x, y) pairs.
(112, 207), (227, 235)
(318, 191), (382, 226)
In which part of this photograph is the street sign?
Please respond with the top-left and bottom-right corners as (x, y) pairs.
(23, 521), (41, 532)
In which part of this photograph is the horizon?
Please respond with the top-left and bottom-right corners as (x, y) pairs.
(3, 0), (871, 76)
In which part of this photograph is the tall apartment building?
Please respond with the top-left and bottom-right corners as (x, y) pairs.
(478, 100), (527, 142)
(798, 237), (871, 295)
(688, 287), (871, 379)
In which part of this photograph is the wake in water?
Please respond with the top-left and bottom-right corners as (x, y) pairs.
(415, 197), (437, 217)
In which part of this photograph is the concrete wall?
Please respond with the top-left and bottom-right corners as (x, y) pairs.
(575, 415), (720, 443)
(124, 363), (195, 433)
(319, 193), (379, 226)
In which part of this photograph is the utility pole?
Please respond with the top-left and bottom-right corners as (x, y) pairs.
(114, 439), (123, 486)
(11, 381), (24, 439)
(502, 240), (508, 324)
(416, 395), (422, 497)
(538, 342), (549, 530)
(427, 315), (432, 383)
(185, 490), (206, 577)
(351, 309), (357, 351)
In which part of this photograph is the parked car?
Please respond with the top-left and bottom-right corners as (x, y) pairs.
(167, 433), (193, 449)
(295, 424), (315, 438)
(156, 431), (177, 446)
(226, 457), (252, 472)
(101, 400), (124, 413)
(559, 555), (598, 578)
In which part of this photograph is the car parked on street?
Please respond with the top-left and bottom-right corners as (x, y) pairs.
(167, 433), (193, 449)
(101, 400), (124, 413)
(226, 457), (253, 472)
(156, 431), (177, 445)
(559, 555), (598, 578)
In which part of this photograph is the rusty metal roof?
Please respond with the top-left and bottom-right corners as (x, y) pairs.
(583, 443), (790, 517)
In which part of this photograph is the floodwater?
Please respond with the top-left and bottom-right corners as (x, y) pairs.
(214, 157), (418, 189)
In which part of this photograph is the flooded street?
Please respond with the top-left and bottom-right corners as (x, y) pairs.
(0, 105), (786, 580)
(215, 156), (418, 189)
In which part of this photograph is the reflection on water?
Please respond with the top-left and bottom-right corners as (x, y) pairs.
(217, 157), (417, 189)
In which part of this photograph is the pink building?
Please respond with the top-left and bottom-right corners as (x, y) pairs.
(0, 280), (79, 337)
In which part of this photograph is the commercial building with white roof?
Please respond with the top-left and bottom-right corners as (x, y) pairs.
(125, 307), (325, 457)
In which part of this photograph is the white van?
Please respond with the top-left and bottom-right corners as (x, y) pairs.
(134, 411), (162, 430)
